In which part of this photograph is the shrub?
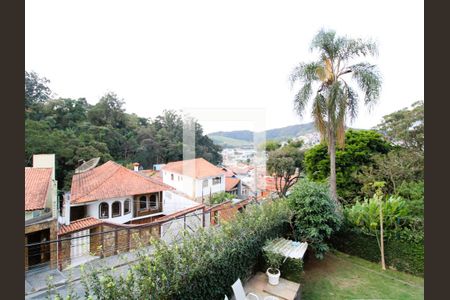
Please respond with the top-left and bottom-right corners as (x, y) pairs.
(288, 180), (342, 259)
(345, 195), (409, 236)
(58, 199), (292, 300)
(396, 180), (424, 218)
(209, 191), (235, 205)
(331, 223), (424, 276)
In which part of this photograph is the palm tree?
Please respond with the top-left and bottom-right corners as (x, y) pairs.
(289, 29), (381, 206)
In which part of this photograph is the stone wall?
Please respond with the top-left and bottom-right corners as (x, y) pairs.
(25, 219), (57, 271)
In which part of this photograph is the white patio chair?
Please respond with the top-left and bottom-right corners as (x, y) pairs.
(231, 278), (260, 300)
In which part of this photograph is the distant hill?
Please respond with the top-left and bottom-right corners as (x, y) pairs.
(209, 122), (317, 147)
(208, 135), (253, 148)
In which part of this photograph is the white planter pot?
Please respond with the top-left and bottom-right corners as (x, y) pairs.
(266, 268), (281, 285)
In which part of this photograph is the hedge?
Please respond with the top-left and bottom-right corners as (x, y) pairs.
(55, 199), (292, 300)
(331, 225), (424, 276)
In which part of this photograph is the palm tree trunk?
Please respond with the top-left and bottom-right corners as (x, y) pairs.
(329, 134), (339, 205)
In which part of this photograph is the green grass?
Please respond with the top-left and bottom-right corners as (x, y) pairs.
(282, 251), (424, 300)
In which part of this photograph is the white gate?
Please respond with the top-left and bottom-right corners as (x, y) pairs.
(70, 229), (90, 261)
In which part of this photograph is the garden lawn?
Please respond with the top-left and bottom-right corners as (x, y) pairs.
(289, 251), (424, 299)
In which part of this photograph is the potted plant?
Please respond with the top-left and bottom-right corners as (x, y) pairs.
(264, 250), (283, 285)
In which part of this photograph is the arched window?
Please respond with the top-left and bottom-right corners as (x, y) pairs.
(112, 201), (121, 218)
(99, 202), (109, 219)
(124, 199), (131, 215)
(149, 194), (158, 209)
(139, 196), (147, 211)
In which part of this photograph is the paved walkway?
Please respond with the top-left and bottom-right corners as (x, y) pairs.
(243, 272), (301, 300)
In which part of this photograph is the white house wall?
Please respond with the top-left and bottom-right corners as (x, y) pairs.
(194, 175), (225, 198)
(85, 196), (134, 224)
(162, 171), (196, 198)
(162, 191), (198, 215)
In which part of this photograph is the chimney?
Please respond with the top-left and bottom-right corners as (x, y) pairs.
(33, 154), (55, 180)
(133, 162), (140, 172)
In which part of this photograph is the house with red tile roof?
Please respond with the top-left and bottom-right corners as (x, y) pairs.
(25, 154), (58, 271)
(57, 160), (202, 269)
(161, 158), (226, 203)
(65, 160), (201, 226)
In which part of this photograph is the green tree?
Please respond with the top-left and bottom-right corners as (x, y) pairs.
(304, 129), (390, 203)
(24, 72), (223, 190)
(356, 148), (423, 195)
(87, 92), (127, 128)
(288, 179), (342, 259)
(376, 101), (423, 153)
(345, 182), (409, 270)
(289, 29), (382, 205)
(267, 145), (304, 198)
(260, 140), (282, 152)
(40, 98), (90, 130)
(25, 71), (52, 110)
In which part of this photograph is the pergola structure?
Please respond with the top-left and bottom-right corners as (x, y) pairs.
(263, 238), (308, 262)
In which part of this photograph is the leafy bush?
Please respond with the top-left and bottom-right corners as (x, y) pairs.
(345, 195), (409, 236)
(288, 180), (342, 259)
(57, 199), (292, 300)
(331, 223), (424, 276)
(396, 180), (424, 218)
(209, 192), (235, 205)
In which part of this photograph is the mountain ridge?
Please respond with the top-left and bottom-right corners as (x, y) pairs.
(208, 122), (317, 147)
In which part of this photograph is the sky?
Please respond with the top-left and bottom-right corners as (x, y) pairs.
(25, 0), (424, 134)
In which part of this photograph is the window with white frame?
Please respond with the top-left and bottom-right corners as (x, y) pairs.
(202, 179), (208, 188)
(99, 202), (109, 219)
(124, 199), (131, 215)
(112, 201), (121, 218)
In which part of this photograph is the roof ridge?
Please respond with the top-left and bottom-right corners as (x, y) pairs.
(133, 170), (173, 190)
(71, 161), (122, 202)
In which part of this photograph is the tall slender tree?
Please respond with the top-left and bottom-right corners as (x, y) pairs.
(289, 29), (382, 206)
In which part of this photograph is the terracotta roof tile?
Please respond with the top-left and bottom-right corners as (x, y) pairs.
(229, 164), (253, 175)
(162, 158), (225, 179)
(222, 167), (237, 177)
(225, 177), (240, 191)
(58, 217), (104, 235)
(139, 170), (163, 183)
(70, 161), (173, 204)
(25, 168), (52, 211)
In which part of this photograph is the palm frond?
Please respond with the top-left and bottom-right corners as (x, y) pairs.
(349, 62), (382, 107)
(341, 80), (359, 122)
(289, 62), (321, 87)
(311, 93), (327, 140)
(339, 38), (379, 60)
(293, 82), (312, 117)
(311, 29), (339, 60)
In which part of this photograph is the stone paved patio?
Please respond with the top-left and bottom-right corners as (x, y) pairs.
(242, 272), (301, 300)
